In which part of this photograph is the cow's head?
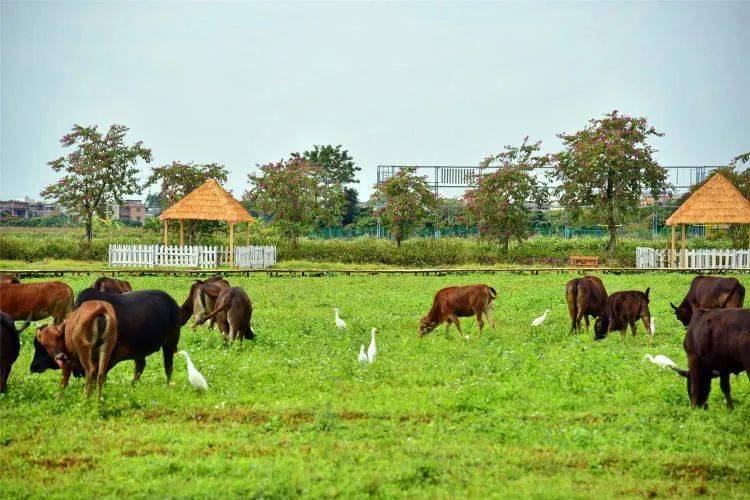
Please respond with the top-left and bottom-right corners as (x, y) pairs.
(419, 316), (439, 336)
(670, 302), (692, 327)
(594, 314), (609, 340)
(30, 324), (68, 373)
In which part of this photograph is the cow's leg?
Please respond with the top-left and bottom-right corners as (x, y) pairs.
(132, 358), (146, 383)
(475, 310), (484, 337)
(449, 315), (463, 336)
(484, 303), (496, 329)
(97, 346), (112, 400)
(60, 366), (71, 391)
(688, 355), (711, 409)
(79, 348), (97, 397)
(444, 321), (452, 336)
(630, 321), (638, 337)
(0, 362), (10, 393)
(583, 315), (590, 332)
(719, 372), (734, 411)
(619, 327), (627, 339)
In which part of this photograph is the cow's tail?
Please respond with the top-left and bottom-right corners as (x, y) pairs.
(202, 297), (232, 321)
(488, 287), (497, 300)
(669, 365), (689, 377)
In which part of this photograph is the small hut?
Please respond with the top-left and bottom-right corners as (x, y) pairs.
(159, 179), (254, 265)
(666, 173), (750, 268)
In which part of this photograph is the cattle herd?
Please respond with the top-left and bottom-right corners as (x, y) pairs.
(0, 272), (749, 410)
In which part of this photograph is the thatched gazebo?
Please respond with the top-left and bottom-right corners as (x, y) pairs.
(159, 179), (254, 265)
(666, 173), (750, 268)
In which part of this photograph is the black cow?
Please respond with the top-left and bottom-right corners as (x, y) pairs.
(1, 312), (31, 392)
(671, 308), (750, 410)
(30, 289), (181, 384)
(566, 276), (608, 333)
(594, 289), (652, 341)
(670, 276), (745, 327)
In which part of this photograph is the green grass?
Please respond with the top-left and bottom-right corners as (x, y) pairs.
(1, 273), (749, 498)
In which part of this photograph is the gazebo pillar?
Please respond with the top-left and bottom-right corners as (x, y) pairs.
(681, 224), (687, 269)
(163, 219), (169, 246)
(246, 222), (250, 246)
(670, 225), (676, 268)
(179, 220), (184, 246)
(228, 223), (235, 266)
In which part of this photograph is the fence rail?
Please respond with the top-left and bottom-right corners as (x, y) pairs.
(108, 244), (275, 269)
(636, 247), (750, 269)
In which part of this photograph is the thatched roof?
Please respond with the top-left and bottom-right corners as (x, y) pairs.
(666, 173), (750, 225)
(159, 179), (254, 223)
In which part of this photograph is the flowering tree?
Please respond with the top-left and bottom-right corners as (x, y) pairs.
(245, 158), (344, 245)
(550, 110), (667, 254)
(42, 124), (151, 243)
(465, 137), (549, 253)
(373, 168), (437, 246)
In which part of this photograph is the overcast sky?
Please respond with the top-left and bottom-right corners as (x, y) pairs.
(1, 1), (748, 201)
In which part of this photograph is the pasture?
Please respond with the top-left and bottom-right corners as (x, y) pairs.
(1, 272), (749, 498)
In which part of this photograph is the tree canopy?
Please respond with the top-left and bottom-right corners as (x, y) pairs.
(291, 145), (360, 186)
(144, 161), (229, 207)
(372, 168), (437, 246)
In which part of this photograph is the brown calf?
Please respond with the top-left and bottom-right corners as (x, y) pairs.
(197, 287), (254, 342)
(0, 273), (21, 284)
(35, 300), (118, 398)
(594, 288), (652, 341)
(566, 276), (607, 333)
(419, 285), (497, 337)
(0, 281), (73, 324)
(92, 276), (133, 294)
(179, 276), (231, 328)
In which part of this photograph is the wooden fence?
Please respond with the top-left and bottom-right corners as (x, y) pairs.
(108, 245), (276, 269)
(636, 247), (750, 269)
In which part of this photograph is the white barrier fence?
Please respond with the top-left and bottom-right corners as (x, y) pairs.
(108, 244), (276, 269)
(636, 247), (750, 269)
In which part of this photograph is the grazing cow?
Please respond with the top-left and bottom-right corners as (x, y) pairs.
(180, 276), (230, 329)
(0, 281), (73, 324)
(671, 308), (750, 410)
(566, 276), (608, 333)
(30, 289), (180, 384)
(0, 312), (31, 393)
(92, 276), (133, 294)
(35, 300), (118, 398)
(670, 276), (745, 327)
(419, 285), (497, 337)
(0, 273), (21, 284)
(594, 288), (652, 341)
(196, 287), (254, 342)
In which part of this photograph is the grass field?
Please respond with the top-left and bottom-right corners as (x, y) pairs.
(1, 272), (749, 498)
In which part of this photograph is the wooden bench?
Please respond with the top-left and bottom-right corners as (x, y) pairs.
(569, 255), (599, 267)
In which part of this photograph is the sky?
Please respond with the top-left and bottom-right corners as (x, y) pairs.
(1, 1), (748, 201)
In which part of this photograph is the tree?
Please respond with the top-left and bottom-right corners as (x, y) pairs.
(245, 157), (344, 245)
(342, 187), (360, 226)
(291, 145), (360, 186)
(372, 167), (437, 246)
(465, 137), (549, 253)
(42, 124), (151, 243)
(550, 110), (667, 255)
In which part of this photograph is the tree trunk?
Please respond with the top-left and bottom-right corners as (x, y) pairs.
(503, 233), (510, 254)
(85, 213), (93, 244)
(605, 172), (616, 256)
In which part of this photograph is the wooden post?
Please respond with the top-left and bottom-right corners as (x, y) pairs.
(163, 219), (169, 246)
(229, 222), (234, 266)
(179, 220), (184, 246)
(670, 224), (676, 268)
(681, 224), (687, 269)
(246, 222), (250, 246)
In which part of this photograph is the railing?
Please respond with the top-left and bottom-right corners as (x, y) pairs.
(108, 244), (275, 269)
(636, 247), (750, 269)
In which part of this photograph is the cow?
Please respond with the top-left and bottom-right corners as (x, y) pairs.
(566, 276), (608, 333)
(30, 289), (180, 384)
(0, 273), (21, 284)
(196, 287), (254, 342)
(180, 276), (230, 329)
(594, 288), (652, 342)
(0, 281), (73, 324)
(92, 276), (133, 294)
(34, 300), (118, 398)
(419, 285), (497, 337)
(0, 312), (31, 393)
(670, 308), (750, 410)
(670, 276), (745, 327)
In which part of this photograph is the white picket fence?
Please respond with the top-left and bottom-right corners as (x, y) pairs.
(108, 244), (276, 269)
(636, 247), (750, 269)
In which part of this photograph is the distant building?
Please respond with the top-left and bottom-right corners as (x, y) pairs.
(119, 199), (147, 223)
(24, 198), (59, 218)
(146, 204), (163, 218)
(0, 200), (30, 219)
(640, 191), (673, 207)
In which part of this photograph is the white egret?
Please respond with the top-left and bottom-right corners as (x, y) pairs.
(358, 345), (368, 363)
(178, 351), (208, 391)
(334, 308), (346, 330)
(644, 354), (677, 369)
(650, 317), (656, 336)
(531, 309), (550, 327)
(367, 328), (377, 363)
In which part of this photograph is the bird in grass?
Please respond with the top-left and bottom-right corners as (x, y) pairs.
(178, 351), (208, 391)
(531, 309), (550, 327)
(358, 345), (368, 363)
(650, 317), (656, 336)
(644, 354), (677, 369)
(334, 308), (346, 330)
(367, 328), (377, 363)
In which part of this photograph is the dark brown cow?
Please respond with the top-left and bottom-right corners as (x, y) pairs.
(419, 285), (497, 337)
(0, 281), (73, 324)
(671, 308), (750, 410)
(1, 312), (31, 393)
(670, 276), (745, 327)
(179, 276), (230, 328)
(594, 288), (652, 341)
(92, 276), (133, 294)
(0, 273), (21, 284)
(566, 276), (608, 333)
(196, 287), (254, 342)
(35, 300), (118, 398)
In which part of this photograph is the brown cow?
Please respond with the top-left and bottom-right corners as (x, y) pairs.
(419, 285), (497, 337)
(0, 273), (21, 284)
(670, 276), (745, 327)
(196, 287), (254, 342)
(35, 300), (118, 398)
(0, 281), (73, 324)
(1, 312), (31, 393)
(180, 276), (230, 329)
(92, 276), (133, 294)
(594, 288), (652, 342)
(566, 276), (608, 333)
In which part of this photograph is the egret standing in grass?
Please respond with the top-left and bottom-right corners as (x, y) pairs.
(644, 354), (677, 369)
(367, 328), (377, 363)
(334, 308), (346, 330)
(178, 351), (208, 391)
(650, 316), (656, 336)
(358, 345), (368, 363)
(531, 309), (550, 327)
